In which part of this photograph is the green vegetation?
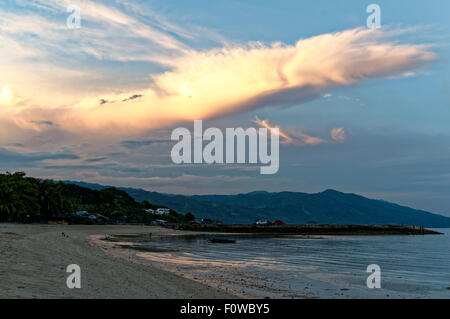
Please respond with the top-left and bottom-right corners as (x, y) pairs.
(125, 187), (450, 227)
(0, 172), (194, 224)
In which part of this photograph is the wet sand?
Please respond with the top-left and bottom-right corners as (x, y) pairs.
(103, 232), (450, 299)
(0, 224), (234, 299)
(92, 234), (289, 299)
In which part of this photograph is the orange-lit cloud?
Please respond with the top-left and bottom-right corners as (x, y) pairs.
(3, 27), (436, 137)
(331, 127), (347, 143)
(254, 117), (326, 146)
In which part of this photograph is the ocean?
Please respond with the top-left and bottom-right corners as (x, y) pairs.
(134, 229), (450, 298)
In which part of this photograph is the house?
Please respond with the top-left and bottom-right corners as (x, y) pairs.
(145, 208), (155, 214)
(255, 220), (269, 225)
(156, 208), (171, 215)
(272, 220), (284, 225)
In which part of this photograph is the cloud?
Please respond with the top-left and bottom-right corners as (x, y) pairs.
(120, 139), (172, 149)
(0, 0), (437, 141)
(331, 127), (347, 143)
(4, 27), (435, 137)
(84, 157), (107, 162)
(37, 171), (251, 193)
(0, 147), (79, 165)
(30, 120), (55, 126)
(0, 0), (223, 109)
(99, 94), (143, 105)
(5, 0), (189, 58)
(254, 117), (326, 146)
(122, 94), (143, 102)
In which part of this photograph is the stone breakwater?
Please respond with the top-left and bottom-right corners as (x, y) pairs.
(165, 224), (442, 235)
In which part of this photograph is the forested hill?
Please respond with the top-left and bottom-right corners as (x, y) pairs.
(0, 172), (191, 223)
(4, 172), (448, 227)
(68, 181), (450, 227)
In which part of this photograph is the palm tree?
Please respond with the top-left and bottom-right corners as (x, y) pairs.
(0, 184), (19, 221)
(38, 180), (64, 221)
(0, 172), (39, 222)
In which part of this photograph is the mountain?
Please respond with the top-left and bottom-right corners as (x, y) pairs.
(65, 181), (450, 227)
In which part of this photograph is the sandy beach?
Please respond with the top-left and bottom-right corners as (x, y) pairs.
(0, 224), (234, 299)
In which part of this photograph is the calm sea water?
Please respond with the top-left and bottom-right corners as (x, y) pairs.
(136, 229), (450, 298)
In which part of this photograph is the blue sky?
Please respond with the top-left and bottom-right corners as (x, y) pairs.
(0, 1), (449, 216)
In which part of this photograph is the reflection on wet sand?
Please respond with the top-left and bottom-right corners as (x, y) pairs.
(137, 251), (283, 268)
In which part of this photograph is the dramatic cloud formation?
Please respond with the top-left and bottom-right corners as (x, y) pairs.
(331, 127), (347, 143)
(3, 27), (435, 137)
(1, 1), (448, 215)
(0, 0), (223, 109)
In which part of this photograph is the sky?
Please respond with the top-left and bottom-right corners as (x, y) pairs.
(0, 0), (449, 216)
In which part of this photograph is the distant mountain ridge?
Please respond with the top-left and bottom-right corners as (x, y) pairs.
(64, 181), (450, 227)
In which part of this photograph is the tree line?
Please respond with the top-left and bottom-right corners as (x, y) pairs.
(0, 172), (194, 224)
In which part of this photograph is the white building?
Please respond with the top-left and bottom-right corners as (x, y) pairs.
(156, 208), (171, 215)
(145, 208), (155, 214)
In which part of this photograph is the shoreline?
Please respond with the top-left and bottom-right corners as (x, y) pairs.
(167, 224), (442, 235)
(96, 229), (450, 299)
(93, 233), (303, 298)
(0, 223), (235, 299)
(3, 223), (447, 299)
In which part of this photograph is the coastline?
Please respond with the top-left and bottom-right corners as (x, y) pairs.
(2, 223), (448, 299)
(167, 224), (442, 235)
(93, 233), (301, 298)
(0, 223), (235, 299)
(96, 229), (450, 299)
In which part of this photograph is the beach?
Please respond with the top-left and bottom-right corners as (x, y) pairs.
(2, 224), (448, 299)
(0, 224), (234, 299)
